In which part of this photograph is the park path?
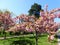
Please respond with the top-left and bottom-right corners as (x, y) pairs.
(0, 34), (34, 40)
(58, 39), (60, 45)
(57, 39), (60, 45)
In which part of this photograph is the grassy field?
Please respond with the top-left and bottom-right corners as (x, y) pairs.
(0, 34), (57, 45)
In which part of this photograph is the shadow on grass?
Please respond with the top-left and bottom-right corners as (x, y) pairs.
(50, 40), (58, 43)
(11, 39), (35, 45)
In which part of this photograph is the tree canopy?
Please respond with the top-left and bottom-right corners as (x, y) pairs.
(28, 3), (42, 18)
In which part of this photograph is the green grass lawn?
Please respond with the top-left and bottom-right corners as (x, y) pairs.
(0, 34), (57, 45)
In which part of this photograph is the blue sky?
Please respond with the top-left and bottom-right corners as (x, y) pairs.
(0, 0), (60, 22)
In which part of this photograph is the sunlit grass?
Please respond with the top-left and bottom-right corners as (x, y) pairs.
(0, 34), (57, 45)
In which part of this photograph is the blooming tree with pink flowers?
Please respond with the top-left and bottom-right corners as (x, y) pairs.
(6, 5), (60, 45)
(0, 10), (15, 39)
(0, 5), (60, 45)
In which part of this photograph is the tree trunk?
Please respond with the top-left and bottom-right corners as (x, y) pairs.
(4, 29), (6, 39)
(35, 31), (38, 45)
(3, 24), (6, 40)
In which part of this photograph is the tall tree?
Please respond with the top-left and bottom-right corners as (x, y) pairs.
(28, 3), (42, 18)
(0, 10), (15, 39)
